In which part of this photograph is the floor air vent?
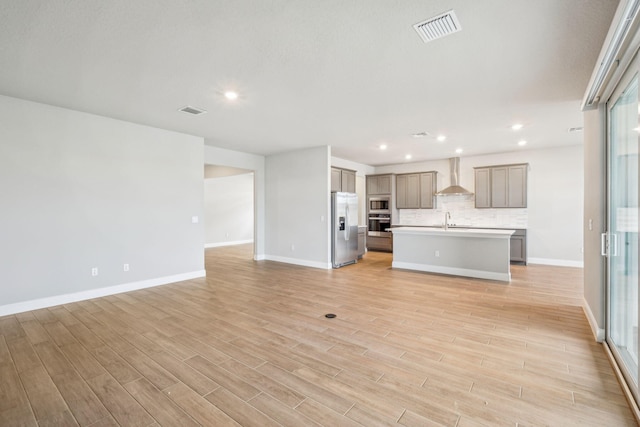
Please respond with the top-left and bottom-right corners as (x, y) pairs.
(178, 105), (207, 115)
(413, 10), (461, 43)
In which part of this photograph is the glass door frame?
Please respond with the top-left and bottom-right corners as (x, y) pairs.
(605, 50), (640, 404)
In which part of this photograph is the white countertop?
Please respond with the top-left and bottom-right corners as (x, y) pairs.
(392, 224), (527, 230)
(391, 226), (515, 238)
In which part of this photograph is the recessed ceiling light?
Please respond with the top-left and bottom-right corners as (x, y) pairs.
(511, 123), (523, 131)
(405, 154), (412, 160)
(518, 140), (527, 146)
(224, 91), (239, 100)
(455, 148), (463, 154)
(437, 135), (446, 142)
(412, 132), (429, 138)
(379, 144), (387, 150)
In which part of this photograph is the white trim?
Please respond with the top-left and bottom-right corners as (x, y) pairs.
(264, 255), (331, 270)
(0, 270), (206, 317)
(392, 261), (511, 282)
(205, 239), (253, 248)
(254, 254), (266, 261)
(583, 298), (606, 342)
(528, 257), (584, 268)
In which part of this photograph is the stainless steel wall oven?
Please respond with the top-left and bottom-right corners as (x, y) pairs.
(368, 213), (391, 236)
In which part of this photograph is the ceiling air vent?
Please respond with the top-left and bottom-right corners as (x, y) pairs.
(413, 10), (461, 43)
(178, 105), (207, 115)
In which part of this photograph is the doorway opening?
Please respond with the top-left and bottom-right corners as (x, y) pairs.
(203, 164), (255, 261)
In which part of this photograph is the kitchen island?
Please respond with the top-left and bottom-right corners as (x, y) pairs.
(391, 227), (515, 282)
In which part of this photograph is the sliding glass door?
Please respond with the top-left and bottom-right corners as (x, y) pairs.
(607, 65), (640, 400)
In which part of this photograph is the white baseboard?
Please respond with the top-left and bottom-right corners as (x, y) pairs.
(254, 254), (266, 261)
(0, 270), (206, 317)
(528, 257), (584, 268)
(264, 255), (331, 270)
(583, 298), (605, 342)
(205, 239), (253, 248)
(392, 261), (511, 282)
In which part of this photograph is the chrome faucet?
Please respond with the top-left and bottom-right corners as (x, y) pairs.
(444, 211), (451, 230)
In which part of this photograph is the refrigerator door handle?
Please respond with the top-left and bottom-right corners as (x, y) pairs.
(345, 204), (350, 241)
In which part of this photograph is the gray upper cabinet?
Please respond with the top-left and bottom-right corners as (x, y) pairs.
(396, 171), (436, 209)
(419, 172), (436, 209)
(396, 175), (407, 206)
(490, 167), (508, 208)
(474, 168), (491, 208)
(367, 174), (392, 195)
(474, 163), (528, 208)
(342, 169), (356, 193)
(331, 168), (342, 192)
(396, 174), (419, 208)
(331, 167), (356, 193)
(507, 165), (527, 207)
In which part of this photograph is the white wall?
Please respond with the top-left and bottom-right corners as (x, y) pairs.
(204, 173), (254, 247)
(204, 145), (265, 259)
(583, 106), (606, 340)
(0, 95), (205, 315)
(375, 145), (585, 266)
(265, 146), (331, 268)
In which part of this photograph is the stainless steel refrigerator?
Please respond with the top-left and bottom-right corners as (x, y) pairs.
(331, 192), (358, 268)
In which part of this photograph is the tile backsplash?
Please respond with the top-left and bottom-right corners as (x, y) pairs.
(396, 195), (528, 228)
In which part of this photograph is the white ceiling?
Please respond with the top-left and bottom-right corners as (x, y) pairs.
(0, 0), (619, 166)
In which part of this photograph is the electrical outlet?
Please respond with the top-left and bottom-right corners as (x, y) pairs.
(123, 264), (129, 272)
(191, 216), (199, 224)
(291, 244), (295, 251)
(91, 267), (98, 276)
(435, 250), (440, 257)
(225, 232), (229, 238)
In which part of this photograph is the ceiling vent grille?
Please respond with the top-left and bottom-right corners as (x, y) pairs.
(178, 105), (207, 115)
(413, 10), (461, 43)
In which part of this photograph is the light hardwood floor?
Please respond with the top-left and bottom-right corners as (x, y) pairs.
(1, 245), (637, 426)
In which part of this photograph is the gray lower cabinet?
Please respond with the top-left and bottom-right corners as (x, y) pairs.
(474, 164), (527, 208)
(367, 235), (392, 252)
(510, 229), (527, 264)
(357, 227), (366, 259)
(331, 167), (356, 193)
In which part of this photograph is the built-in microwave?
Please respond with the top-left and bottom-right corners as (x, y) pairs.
(368, 196), (390, 213)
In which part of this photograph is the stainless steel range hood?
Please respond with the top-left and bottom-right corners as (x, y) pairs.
(436, 157), (473, 196)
